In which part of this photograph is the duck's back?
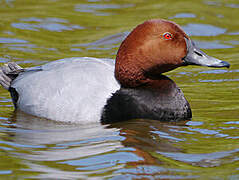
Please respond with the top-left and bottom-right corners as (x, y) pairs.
(11, 57), (120, 123)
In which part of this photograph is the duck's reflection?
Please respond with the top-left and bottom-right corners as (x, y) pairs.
(108, 119), (188, 165)
(8, 110), (188, 179)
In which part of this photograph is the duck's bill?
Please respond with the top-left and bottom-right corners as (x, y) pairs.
(182, 38), (230, 68)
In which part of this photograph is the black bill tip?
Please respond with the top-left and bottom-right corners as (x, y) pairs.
(208, 60), (230, 68)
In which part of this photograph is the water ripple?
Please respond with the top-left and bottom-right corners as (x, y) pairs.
(75, 3), (134, 16)
(61, 152), (144, 170)
(0, 37), (28, 43)
(170, 13), (196, 19)
(194, 40), (233, 49)
(151, 130), (184, 142)
(199, 78), (239, 82)
(182, 24), (226, 36)
(157, 148), (239, 167)
(11, 17), (84, 32)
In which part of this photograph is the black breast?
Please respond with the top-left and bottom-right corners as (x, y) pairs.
(101, 76), (192, 124)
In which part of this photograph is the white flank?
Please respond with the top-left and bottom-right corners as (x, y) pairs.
(12, 57), (120, 123)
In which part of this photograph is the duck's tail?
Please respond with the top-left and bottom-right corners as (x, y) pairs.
(0, 62), (24, 90)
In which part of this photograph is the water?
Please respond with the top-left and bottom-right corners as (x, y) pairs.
(0, 0), (239, 179)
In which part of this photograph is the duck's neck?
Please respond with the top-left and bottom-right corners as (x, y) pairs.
(114, 48), (179, 88)
(115, 60), (176, 89)
(115, 63), (147, 88)
(142, 75), (177, 92)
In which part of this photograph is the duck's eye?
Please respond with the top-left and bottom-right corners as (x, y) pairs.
(163, 32), (173, 40)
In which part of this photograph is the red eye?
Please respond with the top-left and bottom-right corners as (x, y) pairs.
(163, 32), (172, 40)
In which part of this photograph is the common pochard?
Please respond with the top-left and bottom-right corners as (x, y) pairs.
(0, 19), (230, 123)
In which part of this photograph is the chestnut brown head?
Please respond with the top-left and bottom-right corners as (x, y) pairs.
(115, 19), (230, 88)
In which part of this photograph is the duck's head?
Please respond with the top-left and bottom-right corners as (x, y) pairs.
(115, 19), (230, 88)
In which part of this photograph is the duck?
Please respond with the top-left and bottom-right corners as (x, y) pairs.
(0, 19), (230, 124)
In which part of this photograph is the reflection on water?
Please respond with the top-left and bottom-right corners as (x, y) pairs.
(182, 23), (226, 36)
(72, 32), (128, 53)
(12, 17), (84, 32)
(1, 111), (238, 179)
(194, 40), (233, 49)
(169, 13), (196, 19)
(75, 3), (134, 16)
(0, 37), (28, 44)
(0, 0), (239, 179)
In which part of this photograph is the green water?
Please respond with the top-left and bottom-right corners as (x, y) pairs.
(0, 0), (238, 179)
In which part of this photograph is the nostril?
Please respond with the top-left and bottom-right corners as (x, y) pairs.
(194, 51), (203, 57)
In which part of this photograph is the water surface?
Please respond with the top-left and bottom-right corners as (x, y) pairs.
(0, 0), (239, 179)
